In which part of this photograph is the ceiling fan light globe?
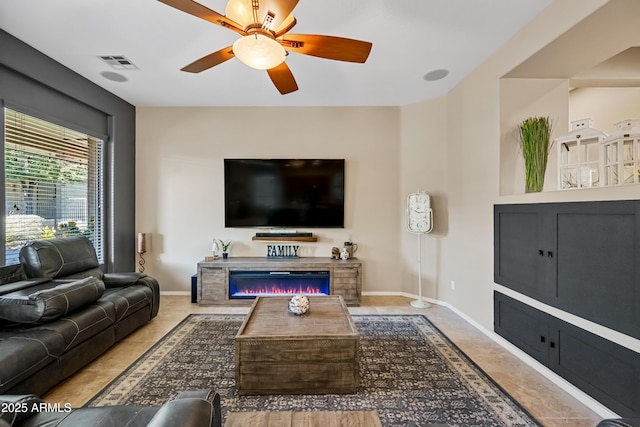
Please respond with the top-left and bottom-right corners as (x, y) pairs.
(233, 34), (286, 70)
(225, 0), (253, 27)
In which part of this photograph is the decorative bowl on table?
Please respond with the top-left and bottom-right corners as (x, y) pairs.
(288, 294), (310, 315)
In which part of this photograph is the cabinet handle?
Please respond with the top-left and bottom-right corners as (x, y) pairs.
(540, 336), (546, 343)
(538, 250), (544, 256)
(547, 251), (553, 258)
(550, 341), (556, 348)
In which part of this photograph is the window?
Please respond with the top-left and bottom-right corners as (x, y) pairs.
(3, 108), (104, 265)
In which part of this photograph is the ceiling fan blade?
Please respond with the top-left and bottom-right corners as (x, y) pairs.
(281, 34), (372, 63)
(158, 0), (245, 35)
(267, 62), (298, 94)
(181, 46), (235, 73)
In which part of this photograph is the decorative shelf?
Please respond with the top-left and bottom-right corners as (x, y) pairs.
(252, 236), (317, 242)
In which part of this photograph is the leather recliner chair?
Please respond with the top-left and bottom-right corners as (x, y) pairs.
(0, 389), (221, 427)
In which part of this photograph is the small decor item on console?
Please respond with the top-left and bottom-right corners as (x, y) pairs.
(340, 247), (350, 260)
(220, 240), (231, 259)
(211, 238), (220, 258)
(331, 247), (340, 259)
(266, 244), (299, 258)
(344, 241), (358, 258)
(288, 294), (310, 315)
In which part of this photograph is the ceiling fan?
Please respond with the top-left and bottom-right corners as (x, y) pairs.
(158, 0), (373, 94)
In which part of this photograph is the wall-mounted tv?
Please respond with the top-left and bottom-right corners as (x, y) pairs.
(224, 159), (345, 228)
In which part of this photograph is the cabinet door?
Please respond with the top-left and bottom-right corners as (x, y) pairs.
(549, 316), (640, 417)
(495, 291), (640, 417)
(332, 267), (361, 306)
(494, 292), (549, 365)
(494, 204), (548, 299)
(549, 200), (640, 339)
(198, 267), (228, 304)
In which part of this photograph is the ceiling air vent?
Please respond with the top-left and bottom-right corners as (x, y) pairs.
(98, 55), (139, 70)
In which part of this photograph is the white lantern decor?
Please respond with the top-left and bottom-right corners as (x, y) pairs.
(556, 118), (608, 190)
(600, 119), (640, 186)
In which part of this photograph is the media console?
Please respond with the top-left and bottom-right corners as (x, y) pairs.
(197, 257), (362, 306)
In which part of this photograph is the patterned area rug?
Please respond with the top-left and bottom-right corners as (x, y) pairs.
(88, 314), (540, 427)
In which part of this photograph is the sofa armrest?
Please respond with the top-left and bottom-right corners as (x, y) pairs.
(102, 272), (143, 288)
(170, 389), (219, 402)
(0, 394), (43, 426)
(597, 420), (640, 427)
(103, 273), (160, 319)
(147, 390), (221, 427)
(137, 275), (160, 318)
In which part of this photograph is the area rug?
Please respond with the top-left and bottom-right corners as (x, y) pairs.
(88, 314), (541, 427)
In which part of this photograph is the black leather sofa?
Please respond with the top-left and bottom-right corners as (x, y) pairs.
(0, 236), (160, 395)
(0, 389), (221, 427)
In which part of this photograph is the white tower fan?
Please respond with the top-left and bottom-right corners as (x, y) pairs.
(405, 191), (433, 308)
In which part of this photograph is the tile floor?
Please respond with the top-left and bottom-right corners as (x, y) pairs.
(43, 295), (605, 426)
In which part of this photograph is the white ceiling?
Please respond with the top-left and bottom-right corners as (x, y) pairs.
(0, 0), (552, 107)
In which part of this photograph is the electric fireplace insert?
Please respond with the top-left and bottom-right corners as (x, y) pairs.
(229, 270), (330, 299)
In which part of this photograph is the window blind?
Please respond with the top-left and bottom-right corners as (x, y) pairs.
(4, 108), (104, 264)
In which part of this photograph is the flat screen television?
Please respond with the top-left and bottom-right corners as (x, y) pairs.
(224, 159), (345, 228)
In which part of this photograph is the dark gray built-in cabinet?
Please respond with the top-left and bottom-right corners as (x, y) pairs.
(495, 292), (640, 416)
(494, 200), (640, 416)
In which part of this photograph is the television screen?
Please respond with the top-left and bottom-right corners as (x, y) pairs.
(224, 159), (345, 228)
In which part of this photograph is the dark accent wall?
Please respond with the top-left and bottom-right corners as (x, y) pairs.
(0, 29), (136, 272)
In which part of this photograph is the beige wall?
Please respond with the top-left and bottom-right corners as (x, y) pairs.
(399, 97), (448, 299)
(136, 107), (401, 294)
(570, 87), (640, 131)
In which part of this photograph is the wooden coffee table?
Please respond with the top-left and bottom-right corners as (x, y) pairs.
(224, 411), (382, 427)
(235, 295), (359, 395)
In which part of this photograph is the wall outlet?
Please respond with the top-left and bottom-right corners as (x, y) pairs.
(451, 280), (456, 291)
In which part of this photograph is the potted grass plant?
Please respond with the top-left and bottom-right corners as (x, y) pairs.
(517, 116), (553, 193)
